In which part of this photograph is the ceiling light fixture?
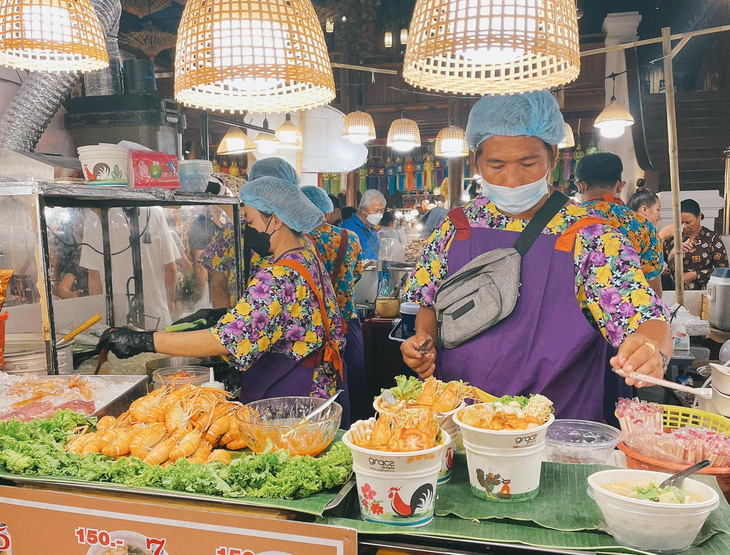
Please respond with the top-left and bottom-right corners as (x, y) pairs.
(594, 74), (634, 138)
(174, 0), (336, 113)
(342, 110), (376, 144)
(218, 127), (256, 155)
(558, 121), (575, 149)
(400, 27), (409, 45)
(384, 31), (393, 48)
(403, 0), (580, 95)
(254, 118), (280, 154)
(0, 0), (109, 72)
(435, 119), (468, 158)
(387, 111), (421, 153)
(275, 113), (303, 150)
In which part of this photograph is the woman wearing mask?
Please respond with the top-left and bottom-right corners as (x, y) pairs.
(401, 90), (671, 422)
(97, 177), (348, 418)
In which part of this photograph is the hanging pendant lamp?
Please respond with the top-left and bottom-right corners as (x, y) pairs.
(435, 119), (468, 158)
(174, 0), (336, 113)
(558, 122), (575, 149)
(387, 112), (421, 153)
(0, 0), (109, 72)
(342, 111), (376, 144)
(275, 113), (303, 150)
(594, 74), (634, 138)
(254, 118), (279, 154)
(403, 0), (580, 95)
(218, 127), (256, 155)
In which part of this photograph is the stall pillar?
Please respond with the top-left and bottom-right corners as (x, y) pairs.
(448, 158), (465, 209)
(600, 12), (644, 200)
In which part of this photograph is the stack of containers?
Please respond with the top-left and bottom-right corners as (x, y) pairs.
(179, 160), (214, 193)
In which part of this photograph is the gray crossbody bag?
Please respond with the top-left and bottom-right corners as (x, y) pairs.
(434, 192), (569, 349)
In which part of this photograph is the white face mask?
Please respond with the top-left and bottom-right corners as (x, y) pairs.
(478, 172), (550, 215)
(367, 213), (383, 226)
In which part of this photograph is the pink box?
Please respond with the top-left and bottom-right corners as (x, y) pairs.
(128, 150), (180, 189)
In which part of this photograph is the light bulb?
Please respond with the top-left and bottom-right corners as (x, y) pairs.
(344, 125), (373, 144)
(440, 137), (466, 157)
(256, 136), (278, 154)
(391, 140), (416, 153)
(458, 47), (525, 64)
(384, 31), (393, 48)
(598, 123), (628, 139)
(24, 6), (72, 42)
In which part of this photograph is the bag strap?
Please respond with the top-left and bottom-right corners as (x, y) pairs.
(448, 207), (471, 241)
(331, 229), (349, 284)
(274, 258), (344, 380)
(554, 216), (609, 252)
(512, 191), (570, 256)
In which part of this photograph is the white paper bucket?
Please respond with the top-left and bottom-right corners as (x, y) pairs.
(78, 145), (130, 186)
(373, 396), (463, 484)
(453, 409), (553, 502)
(343, 428), (448, 527)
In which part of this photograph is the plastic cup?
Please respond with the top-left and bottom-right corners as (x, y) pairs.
(343, 428), (449, 527)
(454, 407), (554, 502)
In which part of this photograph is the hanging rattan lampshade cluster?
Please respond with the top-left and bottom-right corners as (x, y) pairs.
(342, 111), (376, 144)
(218, 127), (256, 155)
(174, 0), (336, 113)
(0, 0), (109, 72)
(435, 120), (468, 157)
(403, 0), (580, 95)
(558, 121), (575, 149)
(387, 113), (421, 153)
(275, 113), (303, 150)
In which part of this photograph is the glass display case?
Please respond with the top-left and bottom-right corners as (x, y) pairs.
(0, 181), (242, 374)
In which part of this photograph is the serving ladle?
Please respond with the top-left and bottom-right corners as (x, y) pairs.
(659, 460), (712, 489)
(282, 389), (344, 439)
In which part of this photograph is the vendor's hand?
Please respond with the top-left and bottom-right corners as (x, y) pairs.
(683, 271), (697, 285)
(610, 333), (664, 387)
(681, 238), (695, 253)
(401, 332), (436, 378)
(96, 327), (156, 359)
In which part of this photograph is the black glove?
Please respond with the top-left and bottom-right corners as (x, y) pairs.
(96, 327), (156, 359)
(170, 308), (228, 329)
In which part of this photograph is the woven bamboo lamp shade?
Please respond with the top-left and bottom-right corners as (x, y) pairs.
(275, 113), (303, 150)
(174, 0), (336, 114)
(558, 121), (574, 149)
(218, 127), (256, 155)
(435, 120), (468, 158)
(594, 99), (634, 138)
(0, 0), (109, 72)
(342, 111), (376, 144)
(402, 0), (580, 95)
(387, 113), (421, 152)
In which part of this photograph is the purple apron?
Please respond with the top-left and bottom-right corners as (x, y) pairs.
(240, 352), (351, 427)
(343, 318), (366, 421)
(436, 216), (610, 421)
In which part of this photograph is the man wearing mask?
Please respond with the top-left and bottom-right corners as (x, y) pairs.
(400, 90), (672, 422)
(341, 189), (386, 260)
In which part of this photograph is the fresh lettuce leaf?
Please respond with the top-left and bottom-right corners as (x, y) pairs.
(382, 375), (424, 401)
(497, 395), (530, 408)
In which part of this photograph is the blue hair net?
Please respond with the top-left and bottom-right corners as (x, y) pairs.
(239, 176), (322, 233)
(465, 90), (566, 150)
(300, 186), (334, 214)
(248, 157), (300, 186)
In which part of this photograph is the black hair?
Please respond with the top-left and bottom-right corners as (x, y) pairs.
(341, 206), (357, 221)
(627, 188), (659, 212)
(475, 139), (555, 164)
(328, 194), (341, 210)
(575, 152), (623, 188)
(380, 210), (396, 227)
(681, 199), (701, 217)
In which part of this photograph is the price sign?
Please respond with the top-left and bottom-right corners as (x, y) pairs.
(0, 485), (356, 554)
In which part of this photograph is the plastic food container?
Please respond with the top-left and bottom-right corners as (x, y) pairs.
(587, 468), (719, 553)
(454, 407), (554, 502)
(152, 367), (208, 390)
(343, 427), (449, 527)
(179, 160), (214, 193)
(240, 396), (341, 456)
(545, 419), (621, 464)
(78, 145), (130, 186)
(399, 302), (420, 337)
(711, 363), (730, 396)
(712, 386), (730, 416)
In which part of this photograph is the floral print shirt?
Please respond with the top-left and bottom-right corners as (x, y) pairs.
(582, 194), (663, 281)
(308, 223), (363, 321)
(403, 196), (668, 348)
(665, 227), (729, 290)
(211, 246), (346, 397)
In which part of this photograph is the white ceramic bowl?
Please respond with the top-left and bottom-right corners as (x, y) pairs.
(587, 468), (719, 553)
(711, 386), (730, 417)
(78, 145), (130, 186)
(711, 363), (730, 396)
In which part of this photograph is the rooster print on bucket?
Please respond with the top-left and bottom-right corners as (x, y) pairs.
(388, 484), (435, 517)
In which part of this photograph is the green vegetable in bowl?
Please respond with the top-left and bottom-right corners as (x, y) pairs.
(382, 375), (424, 401)
(634, 483), (690, 504)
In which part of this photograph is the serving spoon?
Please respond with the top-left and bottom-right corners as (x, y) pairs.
(617, 370), (713, 400)
(282, 389), (344, 439)
(659, 460), (712, 489)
